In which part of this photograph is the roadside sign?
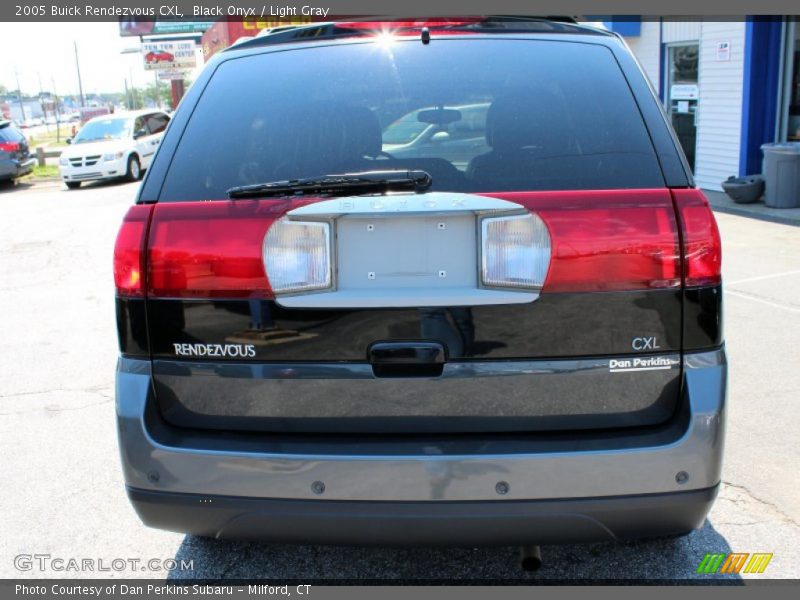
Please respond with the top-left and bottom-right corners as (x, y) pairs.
(158, 69), (190, 81)
(79, 106), (111, 124)
(142, 41), (196, 71)
(670, 84), (700, 100)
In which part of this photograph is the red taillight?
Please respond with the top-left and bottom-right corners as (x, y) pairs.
(672, 189), (722, 287)
(146, 201), (296, 298)
(493, 190), (682, 293)
(139, 188), (718, 300)
(0, 141), (20, 152)
(113, 205), (153, 297)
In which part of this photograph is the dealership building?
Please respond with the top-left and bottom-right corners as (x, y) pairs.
(601, 18), (800, 191)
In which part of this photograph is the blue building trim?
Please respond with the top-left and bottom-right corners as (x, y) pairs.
(585, 15), (641, 37)
(604, 17), (641, 38)
(739, 17), (783, 176)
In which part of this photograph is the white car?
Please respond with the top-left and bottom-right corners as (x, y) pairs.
(19, 117), (44, 128)
(58, 110), (170, 189)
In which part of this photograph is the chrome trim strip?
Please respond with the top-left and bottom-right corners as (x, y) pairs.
(286, 191), (525, 218)
(277, 287), (537, 308)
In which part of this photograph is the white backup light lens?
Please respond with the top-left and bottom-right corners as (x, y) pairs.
(264, 218), (331, 294)
(481, 213), (550, 290)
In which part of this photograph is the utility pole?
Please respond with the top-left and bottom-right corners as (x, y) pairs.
(14, 68), (26, 122)
(129, 67), (136, 109)
(37, 72), (47, 131)
(119, 47), (141, 110)
(52, 76), (60, 143)
(153, 69), (159, 108)
(73, 40), (85, 108)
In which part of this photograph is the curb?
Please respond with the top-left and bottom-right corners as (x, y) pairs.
(710, 204), (800, 228)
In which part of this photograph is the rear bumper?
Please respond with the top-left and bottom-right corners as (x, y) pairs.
(116, 348), (726, 544)
(0, 156), (35, 180)
(128, 485), (718, 545)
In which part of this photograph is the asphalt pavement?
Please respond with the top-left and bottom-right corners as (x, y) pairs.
(0, 177), (798, 581)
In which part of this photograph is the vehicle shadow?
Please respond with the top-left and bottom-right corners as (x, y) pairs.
(64, 177), (138, 191)
(167, 519), (741, 582)
(0, 179), (37, 194)
(0, 175), (139, 194)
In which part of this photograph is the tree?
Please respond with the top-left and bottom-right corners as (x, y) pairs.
(128, 86), (144, 110)
(142, 81), (172, 108)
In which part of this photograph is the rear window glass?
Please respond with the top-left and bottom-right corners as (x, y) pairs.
(160, 39), (664, 200)
(0, 124), (25, 143)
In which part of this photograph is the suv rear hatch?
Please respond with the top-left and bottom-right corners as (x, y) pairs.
(0, 122), (30, 162)
(115, 32), (721, 435)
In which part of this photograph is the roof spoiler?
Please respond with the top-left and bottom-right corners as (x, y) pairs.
(224, 16), (606, 52)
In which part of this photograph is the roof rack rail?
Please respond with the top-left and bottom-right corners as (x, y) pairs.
(224, 16), (610, 52)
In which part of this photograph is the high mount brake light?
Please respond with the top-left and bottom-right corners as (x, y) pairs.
(113, 205), (153, 297)
(336, 19), (483, 31)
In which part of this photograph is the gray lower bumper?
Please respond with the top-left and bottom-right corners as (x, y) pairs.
(127, 485), (718, 544)
(116, 348), (726, 542)
(0, 157), (35, 179)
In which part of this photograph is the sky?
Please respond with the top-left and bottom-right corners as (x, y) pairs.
(0, 22), (204, 97)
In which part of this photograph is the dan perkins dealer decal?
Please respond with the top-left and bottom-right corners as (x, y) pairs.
(609, 356), (679, 373)
(173, 343), (256, 358)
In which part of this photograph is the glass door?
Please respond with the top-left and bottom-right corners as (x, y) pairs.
(666, 44), (700, 171)
(783, 20), (800, 141)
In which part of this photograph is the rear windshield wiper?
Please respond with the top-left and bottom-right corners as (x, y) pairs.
(227, 169), (432, 199)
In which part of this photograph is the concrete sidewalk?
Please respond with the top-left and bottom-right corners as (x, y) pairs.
(704, 189), (800, 227)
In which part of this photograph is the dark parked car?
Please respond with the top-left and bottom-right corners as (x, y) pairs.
(0, 120), (36, 183)
(114, 18), (725, 548)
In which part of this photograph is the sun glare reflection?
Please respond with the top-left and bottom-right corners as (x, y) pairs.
(374, 29), (397, 49)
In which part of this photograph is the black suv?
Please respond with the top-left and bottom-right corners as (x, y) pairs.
(0, 120), (35, 183)
(114, 18), (725, 545)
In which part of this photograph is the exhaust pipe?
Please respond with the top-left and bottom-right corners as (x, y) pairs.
(520, 545), (542, 571)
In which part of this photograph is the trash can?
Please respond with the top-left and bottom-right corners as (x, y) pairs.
(761, 142), (800, 208)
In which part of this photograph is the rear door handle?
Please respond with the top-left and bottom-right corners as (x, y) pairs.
(368, 341), (445, 364)
(368, 341), (446, 378)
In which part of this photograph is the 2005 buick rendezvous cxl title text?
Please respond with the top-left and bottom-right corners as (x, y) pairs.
(113, 17), (725, 546)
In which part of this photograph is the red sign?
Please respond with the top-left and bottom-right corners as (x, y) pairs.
(201, 17), (314, 60)
(79, 106), (111, 125)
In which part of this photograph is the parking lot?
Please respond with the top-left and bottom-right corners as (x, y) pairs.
(0, 177), (799, 581)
